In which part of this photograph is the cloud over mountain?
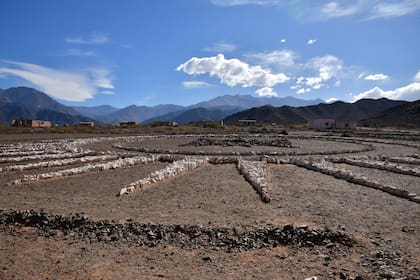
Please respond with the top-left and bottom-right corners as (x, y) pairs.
(0, 60), (114, 102)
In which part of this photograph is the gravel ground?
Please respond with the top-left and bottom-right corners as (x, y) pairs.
(0, 131), (419, 279)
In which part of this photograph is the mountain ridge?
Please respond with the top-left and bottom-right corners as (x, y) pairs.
(224, 98), (407, 125)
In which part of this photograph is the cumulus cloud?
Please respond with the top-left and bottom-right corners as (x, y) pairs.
(290, 55), (343, 93)
(176, 54), (290, 89)
(0, 60), (114, 102)
(65, 33), (109, 44)
(210, 0), (283, 6)
(307, 39), (317, 45)
(414, 70), (420, 82)
(364, 73), (388, 81)
(244, 50), (296, 68)
(203, 42), (237, 53)
(352, 82), (420, 102)
(280, 38), (286, 43)
(297, 88), (311, 94)
(293, 55), (343, 92)
(182, 81), (214, 89)
(101, 90), (114, 95)
(255, 87), (277, 97)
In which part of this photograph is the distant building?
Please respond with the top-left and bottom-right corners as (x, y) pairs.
(238, 119), (257, 126)
(152, 121), (177, 127)
(11, 119), (51, 128)
(335, 121), (357, 129)
(119, 121), (137, 127)
(78, 121), (95, 127)
(307, 119), (335, 130)
(307, 119), (357, 130)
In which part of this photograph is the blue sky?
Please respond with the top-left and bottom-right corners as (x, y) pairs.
(0, 0), (419, 108)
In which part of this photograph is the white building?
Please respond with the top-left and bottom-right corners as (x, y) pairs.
(307, 119), (357, 130)
(307, 119), (335, 129)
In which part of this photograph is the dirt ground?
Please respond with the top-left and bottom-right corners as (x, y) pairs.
(0, 131), (419, 279)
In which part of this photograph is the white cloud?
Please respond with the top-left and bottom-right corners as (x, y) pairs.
(326, 97), (339, 103)
(210, 0), (283, 6)
(280, 38), (286, 43)
(255, 87), (277, 97)
(414, 70), (420, 82)
(300, 55), (343, 89)
(176, 54), (290, 89)
(101, 90), (114, 95)
(244, 50), (296, 68)
(305, 77), (323, 87)
(65, 48), (96, 57)
(364, 73), (388, 81)
(65, 33), (109, 44)
(368, 0), (420, 19)
(89, 69), (114, 89)
(335, 80), (341, 87)
(297, 88), (310, 94)
(288, 0), (420, 22)
(296, 77), (305, 84)
(312, 83), (323, 90)
(320, 2), (362, 19)
(182, 81), (214, 89)
(358, 72), (366, 79)
(307, 39), (317, 45)
(352, 82), (420, 102)
(0, 60), (114, 102)
(203, 42), (237, 53)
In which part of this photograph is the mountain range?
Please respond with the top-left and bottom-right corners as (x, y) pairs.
(0, 87), (324, 125)
(224, 98), (407, 125)
(358, 100), (420, 128)
(72, 94), (324, 124)
(0, 86), (417, 127)
(0, 87), (95, 125)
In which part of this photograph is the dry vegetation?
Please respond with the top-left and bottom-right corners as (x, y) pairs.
(0, 128), (419, 279)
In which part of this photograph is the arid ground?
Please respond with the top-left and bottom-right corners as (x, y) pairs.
(0, 130), (419, 279)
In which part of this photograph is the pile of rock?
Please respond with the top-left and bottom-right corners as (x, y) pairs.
(119, 157), (208, 196)
(12, 155), (160, 185)
(289, 158), (420, 203)
(181, 137), (294, 148)
(237, 160), (271, 203)
(0, 210), (354, 251)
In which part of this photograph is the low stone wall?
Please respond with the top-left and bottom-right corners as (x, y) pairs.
(119, 157), (208, 196)
(237, 160), (271, 203)
(0, 153), (120, 173)
(0, 150), (96, 164)
(326, 157), (420, 177)
(373, 155), (420, 165)
(0, 210), (354, 251)
(12, 155), (161, 185)
(288, 158), (420, 204)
